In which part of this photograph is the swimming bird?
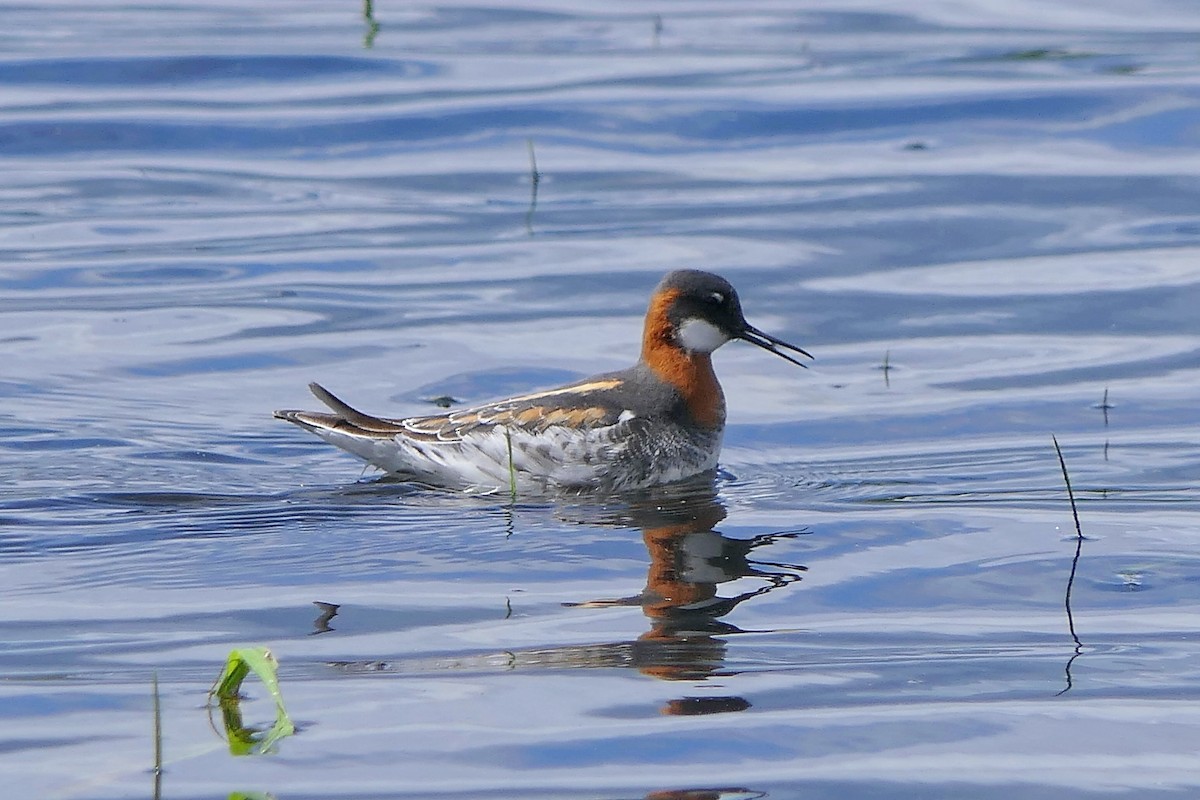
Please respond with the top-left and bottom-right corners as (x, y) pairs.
(275, 269), (811, 493)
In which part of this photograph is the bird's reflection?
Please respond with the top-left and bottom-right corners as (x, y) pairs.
(326, 477), (808, 717)
(565, 481), (807, 690)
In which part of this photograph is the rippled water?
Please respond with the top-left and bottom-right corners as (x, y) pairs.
(4, 1), (1200, 798)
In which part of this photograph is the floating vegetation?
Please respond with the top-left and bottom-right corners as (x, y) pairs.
(362, 0), (381, 48)
(423, 394), (460, 408)
(525, 138), (541, 235)
(1002, 48), (1091, 61)
(208, 647), (295, 756)
(876, 349), (894, 386)
(311, 601), (340, 635)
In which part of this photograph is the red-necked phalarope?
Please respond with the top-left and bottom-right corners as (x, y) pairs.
(275, 269), (811, 493)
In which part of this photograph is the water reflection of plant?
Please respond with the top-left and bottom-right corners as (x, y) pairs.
(1053, 436), (1087, 696)
(361, 0), (380, 48)
(206, 647), (295, 756)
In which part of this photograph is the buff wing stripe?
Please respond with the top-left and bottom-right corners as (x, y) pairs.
(275, 381), (632, 444)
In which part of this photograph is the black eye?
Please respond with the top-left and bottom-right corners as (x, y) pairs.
(706, 292), (725, 305)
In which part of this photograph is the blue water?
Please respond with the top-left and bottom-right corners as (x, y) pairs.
(3, 2), (1200, 798)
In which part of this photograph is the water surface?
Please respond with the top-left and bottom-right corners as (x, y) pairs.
(2, 1), (1200, 798)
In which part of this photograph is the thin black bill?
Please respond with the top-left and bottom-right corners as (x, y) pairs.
(739, 324), (813, 368)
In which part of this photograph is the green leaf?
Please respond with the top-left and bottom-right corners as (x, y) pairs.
(208, 647), (295, 756)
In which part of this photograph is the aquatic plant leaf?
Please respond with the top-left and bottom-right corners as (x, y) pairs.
(208, 647), (295, 756)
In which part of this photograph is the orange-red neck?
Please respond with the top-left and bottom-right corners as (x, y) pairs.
(640, 288), (725, 428)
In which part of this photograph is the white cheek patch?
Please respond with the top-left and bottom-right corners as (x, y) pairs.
(677, 317), (731, 354)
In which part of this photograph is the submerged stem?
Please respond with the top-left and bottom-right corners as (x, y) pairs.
(1052, 435), (1085, 695)
(505, 426), (517, 501)
(152, 671), (162, 799)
